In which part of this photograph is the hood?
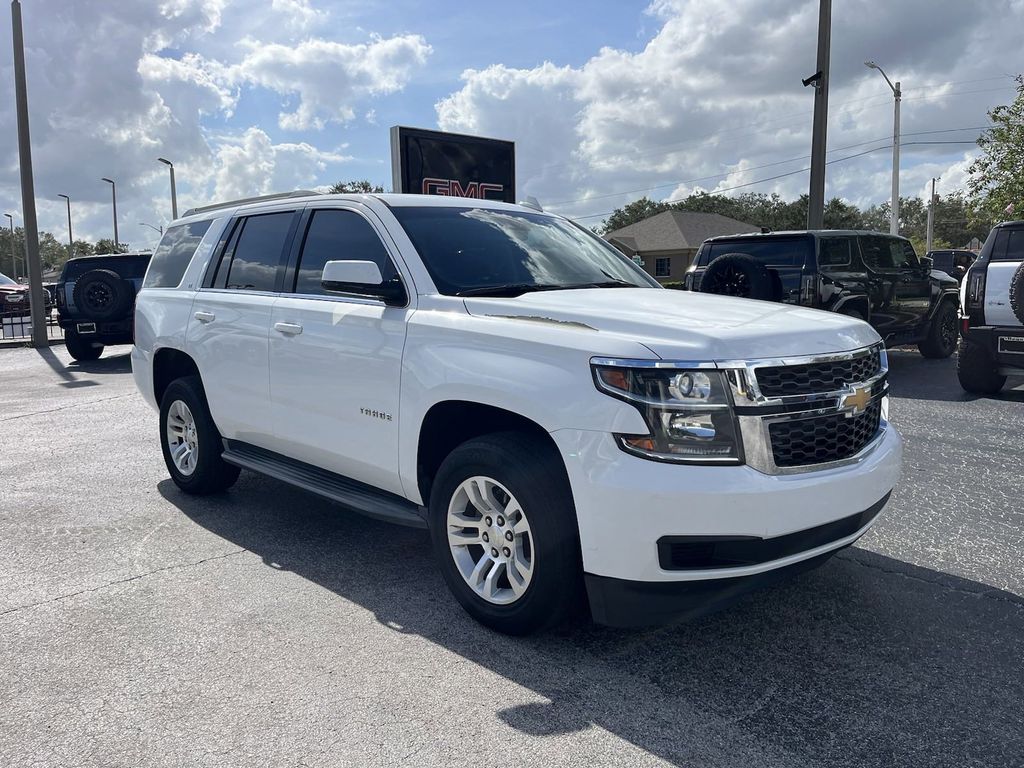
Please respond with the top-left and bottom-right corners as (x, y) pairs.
(464, 288), (880, 361)
(0, 283), (29, 296)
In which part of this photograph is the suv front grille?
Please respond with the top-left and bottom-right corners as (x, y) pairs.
(768, 401), (881, 467)
(755, 350), (881, 397)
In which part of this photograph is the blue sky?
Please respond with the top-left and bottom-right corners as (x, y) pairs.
(0, 0), (1021, 250)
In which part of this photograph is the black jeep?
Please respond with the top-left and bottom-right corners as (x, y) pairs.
(684, 230), (961, 358)
(56, 252), (151, 360)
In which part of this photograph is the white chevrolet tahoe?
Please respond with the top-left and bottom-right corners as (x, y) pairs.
(132, 192), (903, 634)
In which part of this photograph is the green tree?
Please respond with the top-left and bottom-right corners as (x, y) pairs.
(968, 75), (1024, 222)
(329, 179), (385, 194)
(71, 240), (95, 258)
(94, 238), (129, 254)
(600, 197), (673, 233)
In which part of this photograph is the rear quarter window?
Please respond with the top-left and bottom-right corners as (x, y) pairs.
(992, 228), (1024, 262)
(704, 237), (810, 267)
(143, 220), (213, 288)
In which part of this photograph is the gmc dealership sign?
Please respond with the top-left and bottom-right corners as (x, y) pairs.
(390, 126), (516, 203)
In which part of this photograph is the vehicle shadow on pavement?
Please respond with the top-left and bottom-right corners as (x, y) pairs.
(886, 349), (1024, 403)
(159, 477), (1024, 768)
(65, 350), (133, 375)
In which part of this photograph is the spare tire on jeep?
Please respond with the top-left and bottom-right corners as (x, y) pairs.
(73, 269), (133, 321)
(698, 253), (775, 301)
(1009, 262), (1024, 325)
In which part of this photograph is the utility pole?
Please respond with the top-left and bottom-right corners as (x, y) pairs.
(11, 0), (47, 346)
(805, 0), (831, 230)
(101, 177), (119, 249)
(158, 157), (178, 220)
(58, 194), (73, 259)
(926, 177), (939, 253)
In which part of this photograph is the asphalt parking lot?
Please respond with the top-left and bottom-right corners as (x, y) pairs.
(1, 344), (1022, 768)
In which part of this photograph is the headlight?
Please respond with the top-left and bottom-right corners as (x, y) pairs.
(592, 364), (742, 464)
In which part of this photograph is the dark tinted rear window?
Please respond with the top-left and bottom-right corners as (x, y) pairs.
(62, 256), (150, 281)
(143, 220), (213, 288)
(703, 237), (810, 267)
(217, 212), (294, 292)
(993, 228), (1024, 262)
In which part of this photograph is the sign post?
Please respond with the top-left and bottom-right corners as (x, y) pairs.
(390, 126), (516, 203)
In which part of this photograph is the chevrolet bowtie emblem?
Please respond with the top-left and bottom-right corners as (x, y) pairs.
(840, 386), (872, 416)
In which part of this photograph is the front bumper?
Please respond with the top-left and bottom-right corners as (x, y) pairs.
(551, 422), (901, 590)
(963, 325), (1024, 373)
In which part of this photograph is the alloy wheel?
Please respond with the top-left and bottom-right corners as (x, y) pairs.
(166, 399), (199, 476)
(446, 476), (535, 605)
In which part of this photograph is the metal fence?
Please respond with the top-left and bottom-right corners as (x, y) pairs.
(1, 308), (64, 342)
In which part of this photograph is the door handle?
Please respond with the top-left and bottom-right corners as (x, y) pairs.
(194, 311), (215, 323)
(274, 322), (303, 336)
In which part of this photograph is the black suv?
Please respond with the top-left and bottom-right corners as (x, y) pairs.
(926, 248), (977, 284)
(684, 230), (961, 358)
(56, 252), (151, 360)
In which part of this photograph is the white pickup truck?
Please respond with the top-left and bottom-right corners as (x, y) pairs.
(132, 193), (902, 634)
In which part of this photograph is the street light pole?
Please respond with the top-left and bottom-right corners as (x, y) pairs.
(865, 61), (901, 235)
(158, 157), (177, 220)
(4, 212), (16, 281)
(11, 0), (48, 346)
(101, 177), (119, 249)
(58, 193), (73, 259)
(139, 222), (163, 237)
(926, 177), (940, 253)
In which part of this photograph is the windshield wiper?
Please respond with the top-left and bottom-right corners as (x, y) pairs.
(456, 283), (567, 297)
(456, 280), (641, 297)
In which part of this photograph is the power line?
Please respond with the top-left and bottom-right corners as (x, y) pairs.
(550, 128), (987, 209)
(569, 141), (974, 222)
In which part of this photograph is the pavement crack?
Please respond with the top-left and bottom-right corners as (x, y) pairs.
(0, 547), (248, 617)
(0, 393), (136, 422)
(840, 550), (1024, 608)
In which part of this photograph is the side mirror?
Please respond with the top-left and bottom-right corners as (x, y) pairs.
(920, 256), (933, 269)
(321, 260), (406, 306)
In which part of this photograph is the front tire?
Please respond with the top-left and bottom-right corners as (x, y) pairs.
(918, 301), (958, 359)
(64, 328), (103, 361)
(159, 376), (240, 494)
(957, 339), (1006, 395)
(428, 432), (582, 635)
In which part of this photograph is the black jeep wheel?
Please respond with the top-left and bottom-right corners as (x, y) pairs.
(73, 269), (133, 321)
(64, 327), (103, 361)
(918, 301), (958, 359)
(957, 339), (1006, 395)
(699, 253), (775, 301)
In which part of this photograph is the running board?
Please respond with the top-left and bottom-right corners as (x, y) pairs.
(222, 441), (427, 529)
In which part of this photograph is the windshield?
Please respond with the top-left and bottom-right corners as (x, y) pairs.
(390, 206), (659, 296)
(0, 272), (16, 286)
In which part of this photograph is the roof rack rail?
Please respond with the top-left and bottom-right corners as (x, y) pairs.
(181, 190), (322, 218)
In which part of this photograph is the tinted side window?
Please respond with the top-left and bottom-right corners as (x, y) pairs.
(144, 221), (212, 288)
(860, 236), (898, 270)
(818, 237), (851, 267)
(707, 237), (809, 267)
(900, 241), (920, 268)
(995, 229), (1024, 262)
(293, 210), (397, 296)
(222, 212), (293, 292)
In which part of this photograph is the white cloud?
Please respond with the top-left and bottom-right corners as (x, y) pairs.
(435, 0), (1022, 223)
(233, 34), (433, 130)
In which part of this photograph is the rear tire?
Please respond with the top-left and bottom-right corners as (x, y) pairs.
(159, 376), (240, 494)
(72, 269), (132, 321)
(1009, 262), (1024, 325)
(64, 328), (103, 361)
(957, 339), (1006, 394)
(918, 301), (958, 359)
(428, 432), (582, 635)
(699, 253), (775, 301)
